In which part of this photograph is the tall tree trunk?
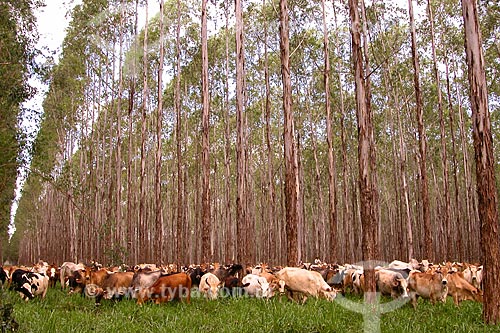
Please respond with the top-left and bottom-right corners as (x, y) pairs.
(349, 0), (378, 300)
(175, 0), (184, 267)
(155, 0), (165, 264)
(427, 0), (452, 260)
(444, 55), (463, 260)
(235, 0), (248, 265)
(223, 0), (233, 263)
(462, 0), (500, 324)
(201, 0), (211, 263)
(279, 0), (299, 267)
(263, 0), (276, 265)
(322, 0), (338, 264)
(139, 0), (149, 264)
(115, 0), (125, 263)
(408, 0), (432, 261)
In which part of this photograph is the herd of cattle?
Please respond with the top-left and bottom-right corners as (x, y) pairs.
(0, 259), (483, 308)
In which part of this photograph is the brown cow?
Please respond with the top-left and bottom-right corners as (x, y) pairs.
(408, 270), (448, 309)
(445, 271), (483, 306)
(137, 273), (191, 305)
(91, 271), (134, 305)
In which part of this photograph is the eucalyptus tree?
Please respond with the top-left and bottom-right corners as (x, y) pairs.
(462, 0), (500, 324)
(0, 0), (40, 261)
(349, 0), (379, 298)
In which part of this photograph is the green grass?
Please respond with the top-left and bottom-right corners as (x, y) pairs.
(2, 286), (500, 333)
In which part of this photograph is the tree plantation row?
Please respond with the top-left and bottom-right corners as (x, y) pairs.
(2, 0), (500, 312)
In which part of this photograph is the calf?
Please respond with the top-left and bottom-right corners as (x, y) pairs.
(375, 269), (408, 299)
(275, 267), (336, 304)
(46, 264), (59, 288)
(199, 272), (222, 300)
(445, 271), (483, 306)
(408, 270), (448, 309)
(11, 269), (49, 301)
(137, 273), (191, 305)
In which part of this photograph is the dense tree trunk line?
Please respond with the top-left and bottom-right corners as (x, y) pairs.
(9, 0), (499, 278)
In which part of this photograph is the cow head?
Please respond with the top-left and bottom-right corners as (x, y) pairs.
(392, 276), (409, 298)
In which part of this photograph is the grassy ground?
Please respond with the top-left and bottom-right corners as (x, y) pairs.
(1, 286), (499, 333)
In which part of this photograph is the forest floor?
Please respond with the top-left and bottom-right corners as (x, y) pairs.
(1, 286), (498, 333)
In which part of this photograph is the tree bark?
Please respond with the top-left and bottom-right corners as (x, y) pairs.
(201, 0), (211, 264)
(349, 0), (378, 299)
(175, 0), (184, 267)
(235, 0), (248, 265)
(408, 0), (432, 261)
(279, 0), (299, 267)
(322, 0), (338, 264)
(462, 0), (500, 324)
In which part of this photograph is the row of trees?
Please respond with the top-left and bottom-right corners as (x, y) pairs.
(2, 0), (500, 324)
(0, 0), (40, 264)
(4, 0), (500, 308)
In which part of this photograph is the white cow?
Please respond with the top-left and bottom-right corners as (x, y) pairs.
(242, 274), (273, 299)
(275, 267), (336, 303)
(199, 273), (222, 300)
(463, 265), (482, 290)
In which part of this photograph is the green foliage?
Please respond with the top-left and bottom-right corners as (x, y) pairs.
(1, 287), (496, 332)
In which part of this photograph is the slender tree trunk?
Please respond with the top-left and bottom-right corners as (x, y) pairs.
(175, 0), (184, 267)
(321, 0), (338, 264)
(349, 0), (378, 300)
(408, 0), (432, 261)
(444, 55), (463, 260)
(263, 0), (276, 265)
(155, 0), (165, 264)
(201, 0), (211, 263)
(462, 0), (500, 323)
(279, 0), (299, 267)
(223, 0), (233, 263)
(235, 0), (248, 265)
(427, 0), (452, 260)
(139, 0), (149, 264)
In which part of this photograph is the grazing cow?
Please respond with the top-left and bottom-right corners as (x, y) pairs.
(445, 271), (483, 306)
(199, 273), (222, 300)
(408, 270), (448, 309)
(185, 266), (205, 287)
(130, 269), (165, 298)
(375, 269), (409, 299)
(463, 265), (482, 290)
(11, 269), (49, 301)
(211, 263), (243, 281)
(223, 276), (249, 297)
(342, 267), (365, 295)
(67, 270), (88, 295)
(242, 274), (273, 299)
(59, 262), (86, 289)
(46, 264), (59, 288)
(92, 271), (134, 305)
(137, 273), (192, 305)
(275, 267), (336, 304)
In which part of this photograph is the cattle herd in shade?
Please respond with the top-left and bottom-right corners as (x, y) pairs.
(0, 258), (483, 308)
